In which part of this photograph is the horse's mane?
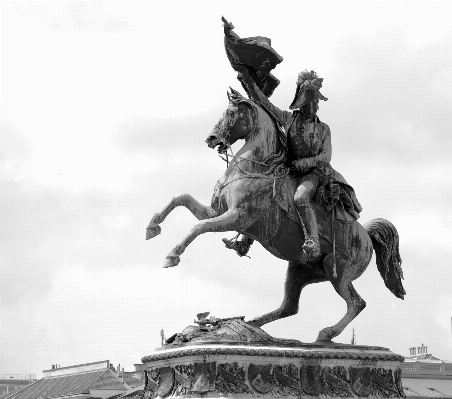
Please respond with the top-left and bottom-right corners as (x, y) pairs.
(228, 88), (287, 152)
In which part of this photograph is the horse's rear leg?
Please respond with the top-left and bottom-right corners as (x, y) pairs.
(316, 254), (367, 342)
(249, 261), (327, 328)
(163, 208), (248, 268)
(146, 193), (216, 239)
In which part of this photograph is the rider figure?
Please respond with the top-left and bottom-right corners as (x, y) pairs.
(224, 68), (362, 259)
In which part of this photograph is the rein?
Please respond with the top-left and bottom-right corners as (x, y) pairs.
(218, 152), (269, 167)
(217, 144), (289, 195)
(227, 144), (287, 176)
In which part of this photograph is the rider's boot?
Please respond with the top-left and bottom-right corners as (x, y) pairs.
(222, 235), (254, 257)
(299, 202), (321, 258)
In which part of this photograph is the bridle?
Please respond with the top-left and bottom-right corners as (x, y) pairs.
(220, 100), (251, 150)
(218, 100), (269, 167)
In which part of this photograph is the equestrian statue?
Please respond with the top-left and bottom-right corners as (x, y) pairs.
(145, 18), (405, 343)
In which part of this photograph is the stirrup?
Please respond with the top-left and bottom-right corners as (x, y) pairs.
(302, 238), (320, 258)
(222, 237), (252, 258)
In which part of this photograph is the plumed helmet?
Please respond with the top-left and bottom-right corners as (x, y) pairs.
(289, 70), (328, 110)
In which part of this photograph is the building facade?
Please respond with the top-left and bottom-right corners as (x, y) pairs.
(401, 348), (452, 398)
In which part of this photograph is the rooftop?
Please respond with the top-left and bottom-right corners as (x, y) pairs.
(106, 385), (144, 399)
(404, 354), (452, 364)
(4, 361), (132, 399)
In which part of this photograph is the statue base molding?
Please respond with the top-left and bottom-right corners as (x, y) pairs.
(140, 343), (405, 399)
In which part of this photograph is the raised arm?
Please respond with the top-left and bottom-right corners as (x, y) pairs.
(237, 67), (291, 126)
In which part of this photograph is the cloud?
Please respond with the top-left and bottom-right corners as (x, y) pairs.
(3, 2), (131, 33)
(394, 208), (452, 252)
(326, 33), (452, 163)
(267, 33), (452, 166)
(0, 153), (246, 307)
(435, 296), (452, 333)
(0, 122), (31, 181)
(114, 107), (225, 153)
(103, 16), (129, 32)
(0, 263), (251, 374)
(0, 179), (136, 305)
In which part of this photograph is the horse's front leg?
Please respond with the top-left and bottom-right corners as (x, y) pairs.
(146, 193), (216, 239)
(163, 208), (246, 268)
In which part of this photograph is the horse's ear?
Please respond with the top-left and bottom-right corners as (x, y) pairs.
(229, 87), (244, 99)
(227, 90), (232, 101)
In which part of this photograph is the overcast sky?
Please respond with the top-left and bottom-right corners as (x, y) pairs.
(1, 1), (452, 376)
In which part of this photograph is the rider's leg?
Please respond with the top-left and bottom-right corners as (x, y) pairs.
(294, 173), (320, 257)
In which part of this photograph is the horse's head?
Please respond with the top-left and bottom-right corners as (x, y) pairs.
(205, 88), (257, 153)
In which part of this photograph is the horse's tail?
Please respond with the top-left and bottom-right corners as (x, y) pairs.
(364, 218), (406, 299)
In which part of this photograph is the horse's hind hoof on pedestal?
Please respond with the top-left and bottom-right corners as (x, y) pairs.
(316, 327), (336, 342)
(163, 254), (180, 268)
(146, 222), (161, 240)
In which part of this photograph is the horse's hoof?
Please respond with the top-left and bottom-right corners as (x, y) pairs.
(146, 223), (161, 240)
(163, 254), (180, 268)
(316, 327), (335, 342)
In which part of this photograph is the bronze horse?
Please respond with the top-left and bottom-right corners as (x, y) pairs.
(146, 89), (405, 342)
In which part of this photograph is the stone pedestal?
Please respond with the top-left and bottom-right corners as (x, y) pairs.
(140, 343), (405, 399)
